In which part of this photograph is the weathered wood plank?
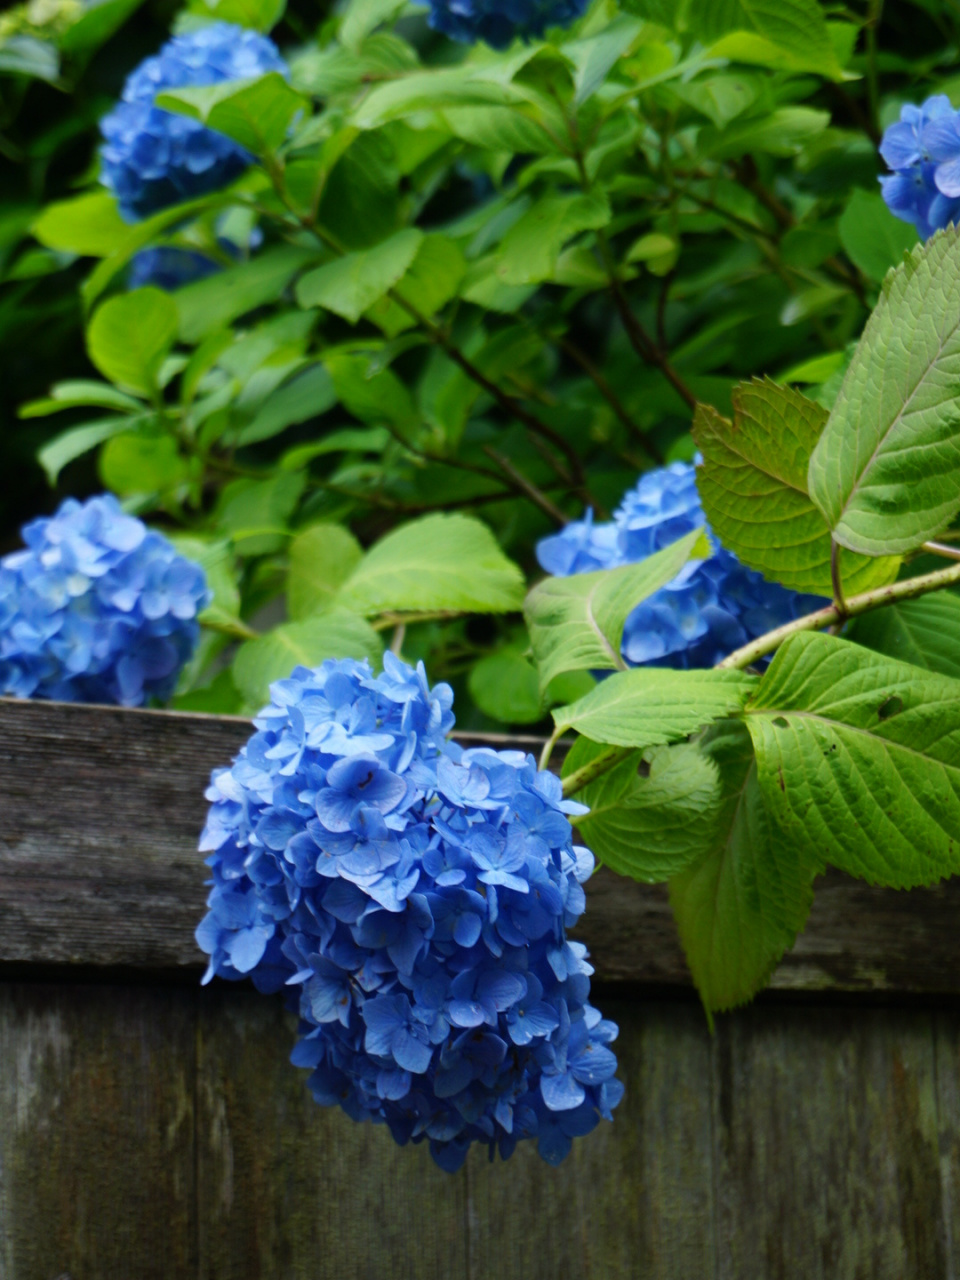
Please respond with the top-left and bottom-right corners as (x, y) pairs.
(465, 1001), (716, 1280)
(0, 982), (197, 1280)
(711, 1006), (947, 1279)
(3, 696), (960, 994)
(195, 985), (469, 1280)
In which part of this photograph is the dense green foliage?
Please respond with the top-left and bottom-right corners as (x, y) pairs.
(6, 0), (960, 1015)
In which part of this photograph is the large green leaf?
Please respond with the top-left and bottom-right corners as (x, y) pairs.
(563, 736), (721, 882)
(87, 289), (179, 396)
(38, 416), (149, 484)
(497, 192), (611, 286)
(324, 351), (419, 436)
(237, 364), (337, 446)
(336, 513), (525, 616)
(524, 527), (710, 692)
(233, 612), (383, 708)
(745, 631), (960, 888)
(808, 228), (960, 556)
(156, 73), (306, 154)
(368, 235), (466, 336)
(552, 667), (757, 746)
(849, 592), (960, 682)
(693, 380), (899, 595)
(669, 720), (817, 1017)
(468, 647), (545, 725)
(287, 523), (364, 619)
(688, 0), (845, 78)
(296, 230), (423, 323)
(31, 193), (128, 257)
(351, 69), (529, 129)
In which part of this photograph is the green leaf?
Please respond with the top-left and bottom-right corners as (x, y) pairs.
(808, 227), (960, 556)
(287, 523), (364, 619)
(337, 513), (525, 616)
(280, 426), (388, 470)
(497, 192), (611, 286)
(177, 246), (317, 343)
(669, 720), (816, 1017)
(340, 0), (407, 49)
(60, 0), (146, 52)
(87, 289), (179, 396)
(0, 35), (58, 81)
(324, 351), (419, 435)
(233, 612), (383, 708)
(562, 15), (644, 104)
(524, 527), (710, 692)
(217, 472), (306, 556)
(296, 230), (423, 324)
(237, 365), (337, 446)
(701, 106), (830, 160)
(563, 736), (721, 882)
(744, 631), (960, 888)
(468, 648), (544, 725)
(21, 380), (145, 418)
(838, 190), (917, 284)
(689, 0), (844, 78)
(31, 193), (128, 257)
(440, 106), (557, 156)
(99, 433), (189, 496)
(38, 416), (147, 485)
(368, 235), (466, 337)
(849, 593), (960, 682)
(167, 535), (241, 622)
(351, 69), (529, 130)
(552, 667), (758, 746)
(693, 380), (900, 595)
(156, 73), (306, 154)
(186, 0), (285, 32)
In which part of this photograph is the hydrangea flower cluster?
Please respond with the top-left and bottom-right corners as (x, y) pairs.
(0, 495), (210, 706)
(99, 23), (286, 221)
(196, 654), (622, 1171)
(537, 461), (825, 669)
(879, 94), (960, 239)
(425, 0), (589, 50)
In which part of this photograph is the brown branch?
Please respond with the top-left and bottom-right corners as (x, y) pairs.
(555, 334), (664, 465)
(608, 276), (698, 412)
(483, 447), (570, 525)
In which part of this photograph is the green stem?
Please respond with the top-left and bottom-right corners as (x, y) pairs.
(717, 560), (960, 671)
(200, 614), (260, 641)
(538, 725), (564, 773)
(561, 745), (634, 798)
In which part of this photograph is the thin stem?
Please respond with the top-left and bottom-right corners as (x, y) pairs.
(483, 447), (570, 525)
(201, 614), (260, 641)
(561, 745), (635, 798)
(371, 610), (465, 632)
(539, 725), (564, 773)
(830, 539), (848, 618)
(717, 560), (960, 670)
(922, 540), (960, 562)
(390, 623), (406, 657)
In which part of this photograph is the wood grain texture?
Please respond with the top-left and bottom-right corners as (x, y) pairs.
(2, 984), (958, 1279)
(0, 983), (197, 1280)
(1, 696), (960, 994)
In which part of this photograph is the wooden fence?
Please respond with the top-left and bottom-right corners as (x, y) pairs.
(2, 697), (960, 1278)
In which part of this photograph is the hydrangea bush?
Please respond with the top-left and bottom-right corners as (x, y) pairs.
(196, 654), (622, 1169)
(0, 495), (209, 705)
(13, 0), (960, 1090)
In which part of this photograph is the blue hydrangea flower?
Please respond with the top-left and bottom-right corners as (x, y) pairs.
(537, 462), (826, 669)
(129, 247), (221, 291)
(879, 95), (960, 238)
(425, 0), (589, 50)
(196, 653), (622, 1171)
(0, 495), (210, 706)
(99, 23), (287, 221)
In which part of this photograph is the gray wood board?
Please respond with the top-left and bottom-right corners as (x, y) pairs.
(1, 697), (959, 992)
(3, 981), (959, 1279)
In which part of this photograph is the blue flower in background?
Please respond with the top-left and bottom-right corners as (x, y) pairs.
(537, 462), (825, 669)
(196, 654), (622, 1171)
(129, 246), (221, 291)
(879, 95), (960, 238)
(99, 23), (287, 221)
(424, 0), (589, 50)
(0, 495), (210, 706)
